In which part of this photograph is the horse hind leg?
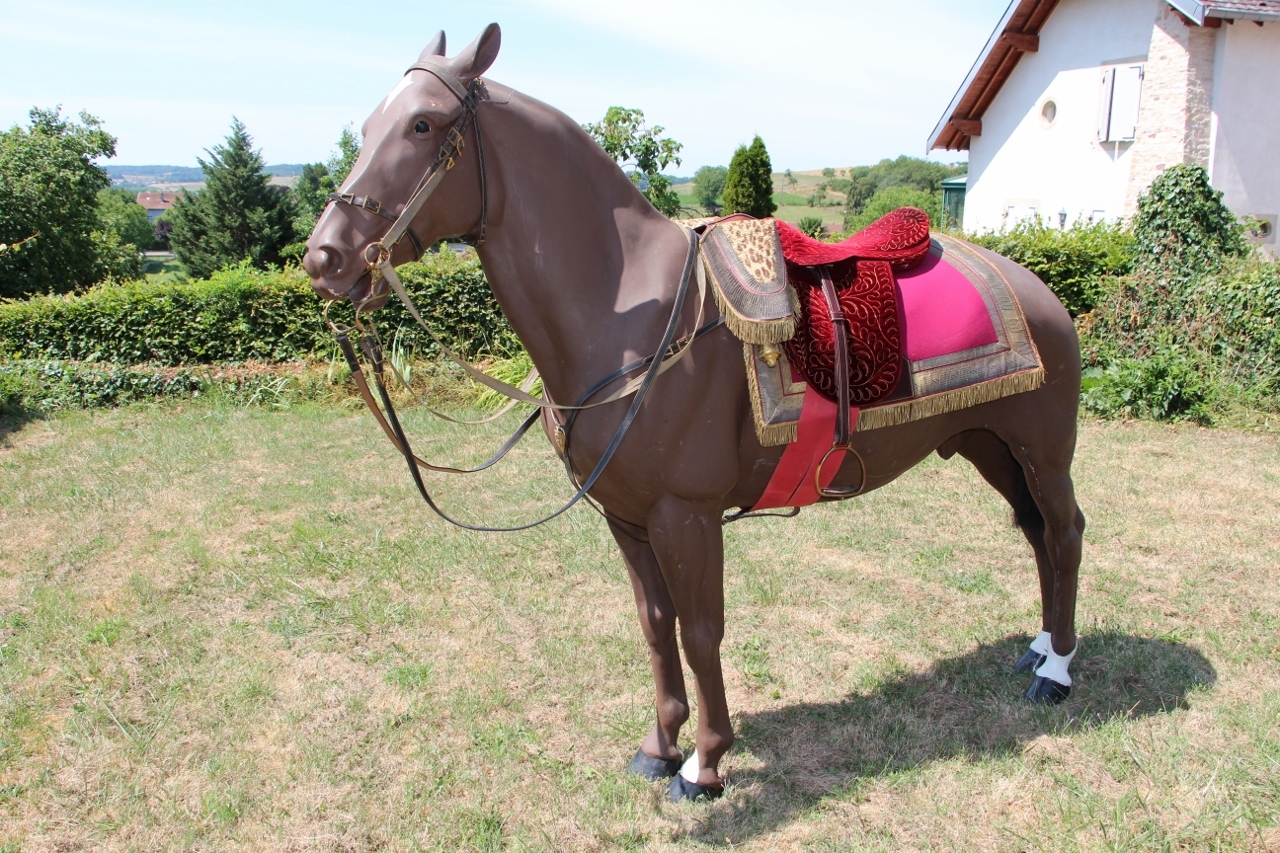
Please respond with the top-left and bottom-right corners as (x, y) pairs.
(950, 429), (1085, 703)
(608, 520), (690, 781)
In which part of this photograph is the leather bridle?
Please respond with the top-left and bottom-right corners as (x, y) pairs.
(326, 58), (490, 270)
(321, 59), (723, 531)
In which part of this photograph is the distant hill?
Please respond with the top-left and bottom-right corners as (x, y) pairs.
(105, 163), (306, 189)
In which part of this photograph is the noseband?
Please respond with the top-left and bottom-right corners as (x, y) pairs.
(326, 59), (489, 275)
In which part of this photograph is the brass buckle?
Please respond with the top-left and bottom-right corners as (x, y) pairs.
(447, 127), (466, 149)
(361, 197), (383, 216)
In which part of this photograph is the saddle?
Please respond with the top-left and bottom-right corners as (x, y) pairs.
(699, 207), (930, 400)
(698, 207), (932, 498)
(775, 208), (931, 408)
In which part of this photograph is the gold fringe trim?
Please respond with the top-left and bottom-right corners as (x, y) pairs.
(857, 367), (1045, 431)
(710, 268), (797, 345)
(744, 343), (798, 446)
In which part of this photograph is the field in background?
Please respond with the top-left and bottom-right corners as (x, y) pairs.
(675, 168), (850, 234)
(1, 404), (1278, 851)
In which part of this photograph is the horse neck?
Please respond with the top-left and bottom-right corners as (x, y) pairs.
(473, 92), (689, 405)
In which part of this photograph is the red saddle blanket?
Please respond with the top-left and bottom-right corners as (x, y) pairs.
(775, 208), (932, 407)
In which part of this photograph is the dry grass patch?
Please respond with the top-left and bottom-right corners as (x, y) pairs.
(1, 405), (1277, 851)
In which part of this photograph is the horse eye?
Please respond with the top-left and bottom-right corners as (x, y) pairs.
(414, 119), (430, 134)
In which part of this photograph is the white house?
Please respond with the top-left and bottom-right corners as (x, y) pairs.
(929, 0), (1279, 247)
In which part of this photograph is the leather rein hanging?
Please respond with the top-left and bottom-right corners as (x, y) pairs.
(323, 60), (720, 532)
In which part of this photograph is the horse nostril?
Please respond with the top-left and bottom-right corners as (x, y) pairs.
(303, 245), (338, 279)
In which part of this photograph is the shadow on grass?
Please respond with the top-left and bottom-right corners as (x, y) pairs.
(0, 409), (40, 446)
(685, 631), (1216, 844)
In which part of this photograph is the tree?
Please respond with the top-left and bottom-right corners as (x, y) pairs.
(722, 135), (776, 219)
(691, 165), (728, 214)
(286, 125), (364, 256)
(97, 188), (155, 251)
(168, 118), (295, 279)
(843, 156), (965, 219)
(0, 107), (139, 298)
(583, 107), (683, 216)
(327, 124), (361, 188)
(844, 186), (942, 234)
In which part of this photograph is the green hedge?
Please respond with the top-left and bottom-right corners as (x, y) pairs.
(0, 251), (516, 366)
(0, 359), (344, 412)
(1078, 254), (1280, 421)
(967, 219), (1135, 316)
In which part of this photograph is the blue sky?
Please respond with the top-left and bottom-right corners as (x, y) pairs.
(0, 0), (1009, 173)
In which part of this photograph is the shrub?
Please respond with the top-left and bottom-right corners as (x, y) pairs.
(1079, 254), (1280, 417)
(1080, 346), (1215, 423)
(1133, 163), (1246, 278)
(967, 219), (1135, 316)
(845, 187), (941, 236)
(797, 216), (826, 239)
(0, 251), (516, 366)
(0, 359), (348, 413)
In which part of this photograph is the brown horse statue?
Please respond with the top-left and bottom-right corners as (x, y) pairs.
(303, 24), (1085, 802)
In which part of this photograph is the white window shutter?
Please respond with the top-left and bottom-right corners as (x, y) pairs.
(1098, 68), (1115, 141)
(1108, 65), (1144, 142)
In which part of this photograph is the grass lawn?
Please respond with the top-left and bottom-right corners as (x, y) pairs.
(1, 403), (1278, 851)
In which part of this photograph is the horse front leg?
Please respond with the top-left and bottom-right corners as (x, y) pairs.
(646, 496), (733, 802)
(609, 520), (690, 780)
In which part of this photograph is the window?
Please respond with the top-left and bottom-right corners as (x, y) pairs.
(1041, 100), (1058, 127)
(1098, 64), (1144, 142)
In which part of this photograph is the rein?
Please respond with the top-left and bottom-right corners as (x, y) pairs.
(337, 232), (703, 532)
(322, 58), (722, 530)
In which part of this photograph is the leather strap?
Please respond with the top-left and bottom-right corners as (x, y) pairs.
(818, 266), (852, 448)
(348, 227), (704, 532)
(406, 60), (470, 102)
(371, 228), (709, 411)
(813, 265), (867, 499)
(337, 329), (540, 475)
(328, 193), (427, 259)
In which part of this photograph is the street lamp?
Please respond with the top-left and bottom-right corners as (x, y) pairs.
(1058, 208), (1068, 229)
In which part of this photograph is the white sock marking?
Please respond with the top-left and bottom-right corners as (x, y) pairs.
(1030, 631), (1052, 657)
(679, 750), (701, 784)
(1034, 642), (1078, 686)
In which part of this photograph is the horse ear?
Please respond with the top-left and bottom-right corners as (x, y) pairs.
(420, 30), (446, 59)
(451, 22), (501, 81)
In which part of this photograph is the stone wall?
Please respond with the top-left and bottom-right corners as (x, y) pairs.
(1124, 6), (1217, 214)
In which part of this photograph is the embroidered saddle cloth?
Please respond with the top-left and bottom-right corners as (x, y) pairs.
(744, 232), (1045, 445)
(690, 210), (1044, 446)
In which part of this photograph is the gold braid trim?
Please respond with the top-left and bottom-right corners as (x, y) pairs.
(857, 367), (1045, 431)
(711, 272), (797, 344)
(744, 343), (798, 446)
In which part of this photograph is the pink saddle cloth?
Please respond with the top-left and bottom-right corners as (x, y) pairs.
(745, 233), (1045, 511)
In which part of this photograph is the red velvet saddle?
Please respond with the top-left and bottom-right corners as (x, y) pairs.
(777, 207), (932, 406)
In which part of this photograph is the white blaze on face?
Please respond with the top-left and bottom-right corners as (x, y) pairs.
(382, 74), (415, 114)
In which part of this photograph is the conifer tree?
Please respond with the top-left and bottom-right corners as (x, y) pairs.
(722, 135), (777, 219)
(168, 118), (295, 279)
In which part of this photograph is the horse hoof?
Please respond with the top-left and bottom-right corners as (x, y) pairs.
(668, 774), (723, 803)
(1014, 648), (1048, 673)
(626, 748), (683, 781)
(1024, 675), (1071, 704)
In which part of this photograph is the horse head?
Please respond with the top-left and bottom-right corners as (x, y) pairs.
(303, 24), (501, 308)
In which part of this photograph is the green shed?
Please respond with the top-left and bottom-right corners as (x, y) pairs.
(941, 174), (968, 230)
